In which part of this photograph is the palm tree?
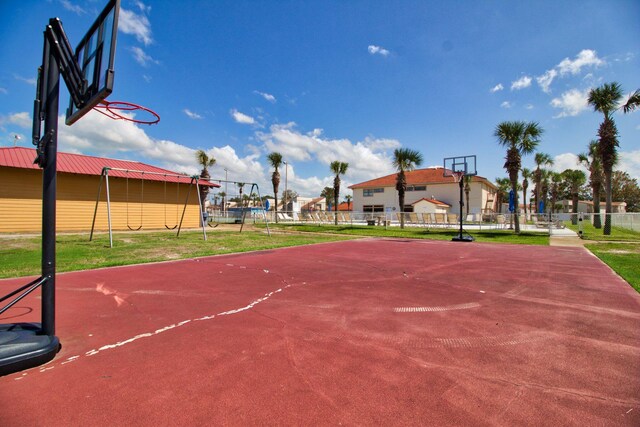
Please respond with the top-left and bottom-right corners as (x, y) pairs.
(521, 167), (532, 219)
(218, 191), (226, 213)
(563, 169), (587, 225)
(330, 161), (349, 225)
(320, 187), (334, 210)
(267, 152), (283, 223)
(623, 89), (640, 113)
(345, 194), (352, 211)
(392, 148), (423, 229)
(495, 177), (511, 213)
(533, 152), (553, 213)
(588, 82), (623, 235)
(237, 182), (245, 208)
(495, 121), (543, 233)
(549, 172), (563, 214)
(196, 150), (216, 218)
(578, 141), (604, 228)
(540, 169), (552, 213)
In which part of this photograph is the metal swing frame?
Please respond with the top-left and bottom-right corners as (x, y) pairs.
(89, 167), (208, 248)
(212, 179), (271, 236)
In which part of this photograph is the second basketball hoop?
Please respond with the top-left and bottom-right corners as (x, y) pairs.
(444, 155), (477, 242)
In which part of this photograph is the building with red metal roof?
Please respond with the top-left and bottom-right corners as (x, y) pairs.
(0, 147), (219, 233)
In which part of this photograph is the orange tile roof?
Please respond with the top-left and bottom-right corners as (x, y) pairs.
(0, 147), (219, 187)
(411, 198), (451, 207)
(348, 167), (495, 189)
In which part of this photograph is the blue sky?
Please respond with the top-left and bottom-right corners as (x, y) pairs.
(1, 0), (639, 199)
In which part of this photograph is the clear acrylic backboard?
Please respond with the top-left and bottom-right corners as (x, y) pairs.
(65, 0), (120, 125)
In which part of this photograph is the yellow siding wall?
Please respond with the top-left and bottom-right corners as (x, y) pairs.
(0, 167), (203, 233)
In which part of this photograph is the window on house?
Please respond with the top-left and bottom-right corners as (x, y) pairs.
(407, 185), (426, 192)
(363, 205), (384, 213)
(363, 188), (384, 197)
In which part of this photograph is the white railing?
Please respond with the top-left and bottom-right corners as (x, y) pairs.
(261, 210), (560, 233)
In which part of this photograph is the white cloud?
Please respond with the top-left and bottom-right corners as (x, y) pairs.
(500, 101), (512, 109)
(511, 76), (532, 90)
(551, 153), (588, 175)
(135, 1), (152, 14)
(368, 45), (390, 57)
(550, 88), (589, 118)
(0, 87), (7, 94)
(1, 112), (31, 130)
(119, 8), (153, 46)
(536, 50), (605, 93)
(230, 109), (256, 125)
(256, 122), (397, 186)
(129, 46), (158, 66)
(53, 113), (409, 198)
(14, 74), (36, 86)
(525, 104), (534, 110)
(616, 150), (640, 182)
(536, 69), (557, 93)
(254, 91), (276, 103)
(59, 0), (85, 15)
(490, 83), (504, 93)
(183, 109), (202, 120)
(558, 49), (604, 76)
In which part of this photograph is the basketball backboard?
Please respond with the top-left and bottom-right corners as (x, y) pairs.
(65, 0), (120, 125)
(443, 155), (477, 177)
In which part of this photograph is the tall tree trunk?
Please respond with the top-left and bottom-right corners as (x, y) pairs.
(571, 190), (579, 225)
(510, 177), (520, 233)
(334, 176), (340, 225)
(396, 171), (406, 229)
(522, 183), (528, 218)
(398, 190), (405, 228)
(604, 170), (612, 235)
(199, 169), (210, 221)
(593, 185), (601, 229)
(272, 172), (280, 224)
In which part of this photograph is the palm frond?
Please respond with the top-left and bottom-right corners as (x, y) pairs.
(623, 89), (640, 113)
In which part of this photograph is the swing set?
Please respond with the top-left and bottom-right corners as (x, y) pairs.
(209, 179), (271, 236)
(89, 167), (210, 247)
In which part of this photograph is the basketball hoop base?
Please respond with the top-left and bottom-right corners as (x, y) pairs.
(0, 323), (60, 376)
(452, 235), (474, 242)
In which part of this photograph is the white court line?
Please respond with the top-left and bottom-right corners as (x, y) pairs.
(393, 302), (481, 313)
(13, 268), (289, 379)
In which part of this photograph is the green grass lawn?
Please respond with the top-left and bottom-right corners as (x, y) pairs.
(2, 224), (637, 295)
(562, 221), (640, 293)
(263, 223), (550, 245)
(585, 242), (640, 293)
(565, 221), (640, 242)
(0, 229), (356, 279)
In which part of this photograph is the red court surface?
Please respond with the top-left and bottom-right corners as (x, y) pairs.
(1, 238), (639, 425)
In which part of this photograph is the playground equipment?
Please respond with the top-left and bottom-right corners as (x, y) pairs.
(209, 180), (271, 236)
(89, 167), (209, 248)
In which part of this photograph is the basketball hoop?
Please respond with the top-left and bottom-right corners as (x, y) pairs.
(93, 100), (160, 125)
(452, 171), (465, 184)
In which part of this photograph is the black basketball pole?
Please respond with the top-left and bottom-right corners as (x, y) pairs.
(452, 176), (474, 242)
(41, 30), (59, 337)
